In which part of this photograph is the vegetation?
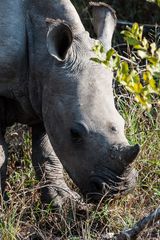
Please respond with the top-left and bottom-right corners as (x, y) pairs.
(92, 22), (160, 110)
(0, 1), (160, 239)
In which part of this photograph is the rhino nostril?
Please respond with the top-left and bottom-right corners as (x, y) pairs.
(89, 178), (106, 194)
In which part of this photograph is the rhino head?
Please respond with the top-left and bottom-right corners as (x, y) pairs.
(30, 1), (140, 202)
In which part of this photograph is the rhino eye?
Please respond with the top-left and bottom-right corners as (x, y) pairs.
(111, 126), (117, 133)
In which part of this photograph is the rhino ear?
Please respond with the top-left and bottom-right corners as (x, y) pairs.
(46, 18), (73, 61)
(89, 2), (117, 51)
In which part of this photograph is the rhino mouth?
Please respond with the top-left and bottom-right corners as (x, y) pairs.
(86, 167), (138, 202)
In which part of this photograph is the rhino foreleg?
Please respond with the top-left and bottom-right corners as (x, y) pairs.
(32, 123), (79, 207)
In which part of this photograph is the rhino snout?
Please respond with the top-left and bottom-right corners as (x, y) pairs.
(85, 144), (140, 202)
(87, 168), (138, 202)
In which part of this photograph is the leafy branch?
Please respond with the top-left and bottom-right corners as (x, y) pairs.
(92, 23), (160, 110)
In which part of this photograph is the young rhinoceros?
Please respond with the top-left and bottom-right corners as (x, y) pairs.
(0, 0), (140, 205)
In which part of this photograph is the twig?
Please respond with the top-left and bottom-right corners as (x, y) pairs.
(84, 17), (160, 28)
(106, 207), (160, 240)
(117, 20), (160, 28)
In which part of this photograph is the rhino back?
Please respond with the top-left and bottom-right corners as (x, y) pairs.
(0, 0), (27, 98)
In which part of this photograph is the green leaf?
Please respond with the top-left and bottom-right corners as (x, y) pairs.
(106, 48), (115, 61)
(90, 58), (102, 64)
(142, 37), (149, 50)
(125, 37), (141, 46)
(150, 42), (156, 56)
(135, 94), (152, 110)
(149, 78), (157, 90)
(137, 50), (148, 59)
(143, 71), (150, 83)
(133, 82), (143, 93)
(121, 61), (129, 74)
(147, 56), (158, 65)
(92, 41), (105, 56)
(132, 23), (139, 32)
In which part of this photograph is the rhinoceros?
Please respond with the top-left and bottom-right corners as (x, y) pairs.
(0, 0), (140, 206)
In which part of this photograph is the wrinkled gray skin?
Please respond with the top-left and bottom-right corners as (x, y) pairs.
(0, 0), (140, 205)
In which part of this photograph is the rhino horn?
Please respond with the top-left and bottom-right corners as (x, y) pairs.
(123, 144), (140, 165)
(89, 2), (117, 51)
